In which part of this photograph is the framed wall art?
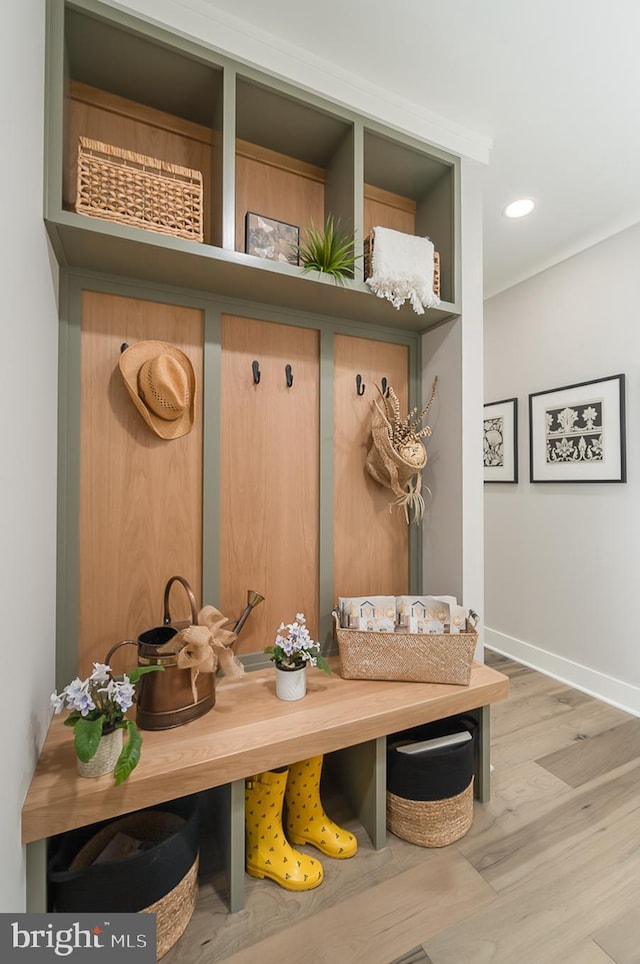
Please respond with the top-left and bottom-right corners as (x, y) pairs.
(528, 373), (626, 483)
(484, 398), (518, 483)
(245, 212), (299, 265)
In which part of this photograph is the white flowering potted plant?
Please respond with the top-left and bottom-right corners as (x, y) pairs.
(264, 613), (330, 702)
(51, 661), (162, 783)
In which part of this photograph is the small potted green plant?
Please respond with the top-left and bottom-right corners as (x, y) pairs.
(51, 661), (162, 783)
(265, 613), (330, 701)
(296, 216), (359, 284)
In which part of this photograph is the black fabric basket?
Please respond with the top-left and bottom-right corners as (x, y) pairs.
(48, 794), (198, 902)
(386, 715), (476, 847)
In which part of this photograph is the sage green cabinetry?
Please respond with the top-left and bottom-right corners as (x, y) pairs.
(45, 0), (459, 332)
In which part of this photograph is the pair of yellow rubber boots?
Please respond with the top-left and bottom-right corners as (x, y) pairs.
(245, 754), (357, 891)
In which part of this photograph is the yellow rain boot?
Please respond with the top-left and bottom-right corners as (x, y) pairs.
(244, 769), (324, 891)
(284, 755), (358, 859)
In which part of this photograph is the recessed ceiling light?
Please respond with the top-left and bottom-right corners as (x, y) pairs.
(503, 198), (536, 218)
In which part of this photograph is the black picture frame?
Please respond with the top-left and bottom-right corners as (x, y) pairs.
(245, 212), (299, 266)
(484, 397), (518, 483)
(528, 373), (626, 483)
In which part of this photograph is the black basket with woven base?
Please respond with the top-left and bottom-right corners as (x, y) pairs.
(387, 715), (476, 847)
(47, 795), (199, 960)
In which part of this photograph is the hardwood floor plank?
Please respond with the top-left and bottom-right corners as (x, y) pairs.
(424, 774), (640, 962)
(545, 940), (615, 964)
(491, 679), (593, 739)
(219, 851), (496, 964)
(593, 904), (640, 963)
(491, 698), (632, 773)
(536, 717), (640, 788)
(459, 760), (572, 861)
(388, 947), (433, 964)
(465, 758), (640, 892)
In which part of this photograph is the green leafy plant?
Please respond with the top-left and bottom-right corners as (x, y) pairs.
(265, 612), (331, 674)
(51, 661), (163, 784)
(296, 216), (359, 284)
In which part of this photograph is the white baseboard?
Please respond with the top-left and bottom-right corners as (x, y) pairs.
(485, 626), (640, 718)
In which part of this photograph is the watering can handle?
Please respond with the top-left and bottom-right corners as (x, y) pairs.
(104, 638), (139, 666)
(163, 575), (198, 627)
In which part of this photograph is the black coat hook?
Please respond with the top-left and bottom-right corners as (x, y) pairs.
(356, 374), (365, 396)
(252, 360), (261, 385)
(381, 377), (389, 397)
(120, 342), (129, 353)
(285, 364), (294, 388)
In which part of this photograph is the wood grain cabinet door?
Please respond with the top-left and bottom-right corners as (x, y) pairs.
(333, 333), (409, 599)
(219, 314), (320, 655)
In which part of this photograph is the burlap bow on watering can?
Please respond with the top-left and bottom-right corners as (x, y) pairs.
(365, 376), (438, 525)
(156, 604), (244, 703)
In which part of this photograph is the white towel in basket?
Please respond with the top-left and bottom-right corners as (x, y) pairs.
(366, 226), (440, 315)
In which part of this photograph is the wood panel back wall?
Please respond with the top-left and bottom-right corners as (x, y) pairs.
(235, 144), (325, 256)
(78, 291), (203, 676)
(333, 334), (409, 598)
(73, 293), (415, 676)
(219, 314), (320, 655)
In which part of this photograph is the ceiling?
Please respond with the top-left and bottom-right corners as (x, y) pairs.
(189, 0), (640, 298)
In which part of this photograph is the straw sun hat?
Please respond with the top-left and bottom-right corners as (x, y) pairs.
(119, 341), (196, 440)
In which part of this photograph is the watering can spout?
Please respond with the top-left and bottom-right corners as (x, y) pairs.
(233, 589), (265, 637)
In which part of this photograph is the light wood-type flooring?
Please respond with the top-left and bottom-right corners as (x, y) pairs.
(164, 653), (640, 964)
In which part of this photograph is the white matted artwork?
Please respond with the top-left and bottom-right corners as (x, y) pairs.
(483, 397), (518, 483)
(528, 373), (626, 483)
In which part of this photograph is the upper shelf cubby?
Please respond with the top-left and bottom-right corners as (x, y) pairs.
(64, 8), (222, 128)
(363, 130), (455, 304)
(62, 6), (223, 245)
(235, 78), (355, 263)
(47, 0), (460, 330)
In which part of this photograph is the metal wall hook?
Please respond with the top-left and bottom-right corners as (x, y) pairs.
(120, 343), (129, 353)
(285, 364), (294, 388)
(381, 376), (389, 397)
(252, 360), (261, 384)
(356, 374), (365, 396)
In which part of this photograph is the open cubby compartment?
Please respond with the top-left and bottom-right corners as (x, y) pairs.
(363, 128), (455, 304)
(62, 6), (224, 245)
(235, 76), (355, 271)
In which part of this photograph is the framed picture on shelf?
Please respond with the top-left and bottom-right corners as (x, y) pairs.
(245, 212), (299, 266)
(484, 398), (518, 483)
(528, 373), (626, 483)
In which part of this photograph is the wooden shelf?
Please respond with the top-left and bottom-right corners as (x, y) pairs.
(22, 659), (508, 845)
(46, 212), (457, 331)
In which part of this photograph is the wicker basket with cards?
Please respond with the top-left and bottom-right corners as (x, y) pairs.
(333, 596), (478, 686)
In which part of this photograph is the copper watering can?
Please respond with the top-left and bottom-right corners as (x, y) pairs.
(105, 576), (264, 730)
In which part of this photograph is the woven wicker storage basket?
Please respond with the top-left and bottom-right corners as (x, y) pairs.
(387, 780), (474, 847)
(334, 615), (477, 685)
(47, 797), (199, 960)
(363, 229), (440, 297)
(75, 136), (204, 242)
(386, 717), (476, 846)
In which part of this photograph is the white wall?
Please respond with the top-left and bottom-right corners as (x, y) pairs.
(1, 1), (59, 910)
(484, 222), (640, 713)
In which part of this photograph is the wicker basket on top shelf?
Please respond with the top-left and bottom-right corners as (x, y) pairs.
(363, 229), (440, 296)
(75, 136), (204, 243)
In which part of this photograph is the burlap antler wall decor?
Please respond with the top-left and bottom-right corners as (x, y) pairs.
(365, 376), (439, 524)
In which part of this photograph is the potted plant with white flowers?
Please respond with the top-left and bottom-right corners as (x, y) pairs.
(264, 613), (330, 701)
(51, 661), (162, 783)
